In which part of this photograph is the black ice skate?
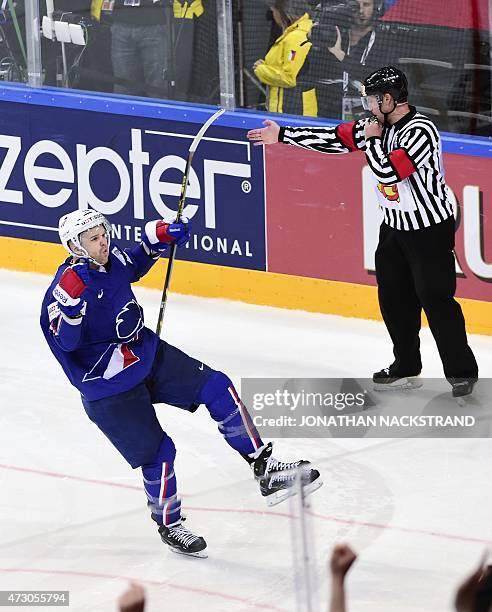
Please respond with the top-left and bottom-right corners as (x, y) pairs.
(450, 378), (477, 405)
(252, 443), (322, 507)
(158, 521), (208, 558)
(373, 366), (422, 391)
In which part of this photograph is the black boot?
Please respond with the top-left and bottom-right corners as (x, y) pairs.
(450, 378), (477, 399)
(158, 521), (207, 558)
(252, 443), (322, 506)
(373, 365), (422, 390)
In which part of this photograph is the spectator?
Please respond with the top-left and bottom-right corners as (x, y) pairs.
(109, 0), (170, 98)
(309, 0), (391, 119)
(329, 543), (357, 612)
(254, 0), (318, 116)
(118, 582), (145, 612)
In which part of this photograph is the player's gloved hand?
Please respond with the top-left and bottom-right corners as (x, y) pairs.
(143, 219), (191, 254)
(52, 260), (90, 318)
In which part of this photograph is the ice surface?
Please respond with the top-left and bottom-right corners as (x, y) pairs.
(1, 268), (491, 611)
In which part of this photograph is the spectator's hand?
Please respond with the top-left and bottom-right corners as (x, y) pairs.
(329, 544), (357, 612)
(247, 120), (280, 146)
(253, 59), (265, 70)
(328, 26), (345, 62)
(118, 582), (145, 612)
(364, 117), (383, 139)
(330, 543), (357, 579)
(454, 554), (487, 612)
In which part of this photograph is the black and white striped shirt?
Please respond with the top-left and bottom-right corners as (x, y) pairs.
(279, 106), (454, 231)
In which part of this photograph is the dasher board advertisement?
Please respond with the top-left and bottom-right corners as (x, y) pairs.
(0, 102), (266, 271)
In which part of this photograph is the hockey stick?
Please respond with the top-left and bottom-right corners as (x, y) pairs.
(155, 107), (226, 336)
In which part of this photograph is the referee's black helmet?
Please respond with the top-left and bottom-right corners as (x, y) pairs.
(362, 66), (409, 103)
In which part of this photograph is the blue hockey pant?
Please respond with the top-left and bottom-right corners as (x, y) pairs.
(82, 340), (263, 525)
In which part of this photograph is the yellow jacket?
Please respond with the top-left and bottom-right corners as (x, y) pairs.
(254, 13), (317, 116)
(174, 0), (204, 18)
(91, 0), (204, 21)
(91, 0), (103, 21)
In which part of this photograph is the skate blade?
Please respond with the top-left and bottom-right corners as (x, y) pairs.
(266, 477), (323, 507)
(453, 382), (477, 406)
(455, 395), (474, 407)
(373, 377), (422, 392)
(168, 546), (208, 559)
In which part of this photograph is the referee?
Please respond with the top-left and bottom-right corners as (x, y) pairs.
(247, 65), (478, 398)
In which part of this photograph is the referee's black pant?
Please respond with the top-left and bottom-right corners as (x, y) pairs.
(375, 217), (478, 380)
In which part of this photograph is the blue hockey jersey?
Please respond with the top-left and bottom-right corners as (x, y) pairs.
(40, 243), (160, 401)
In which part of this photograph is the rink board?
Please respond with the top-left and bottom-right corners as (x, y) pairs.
(0, 84), (490, 334)
(1, 235), (490, 336)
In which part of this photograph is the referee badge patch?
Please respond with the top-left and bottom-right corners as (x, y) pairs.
(378, 183), (400, 203)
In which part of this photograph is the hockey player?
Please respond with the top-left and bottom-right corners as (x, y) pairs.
(40, 209), (322, 558)
(247, 65), (478, 399)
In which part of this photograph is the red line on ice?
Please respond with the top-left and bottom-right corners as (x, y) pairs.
(0, 568), (287, 611)
(0, 463), (142, 490)
(1, 463), (491, 546)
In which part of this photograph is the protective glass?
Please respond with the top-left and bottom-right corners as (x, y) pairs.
(13, 0), (492, 137)
(33, 0), (222, 106)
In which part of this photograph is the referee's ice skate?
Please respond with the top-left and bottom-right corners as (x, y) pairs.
(252, 443), (322, 506)
(373, 366), (423, 391)
(450, 378), (478, 406)
(158, 521), (208, 558)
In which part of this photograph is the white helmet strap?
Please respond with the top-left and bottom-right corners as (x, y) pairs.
(69, 236), (96, 264)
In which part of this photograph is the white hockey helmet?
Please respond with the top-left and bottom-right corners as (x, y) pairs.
(59, 208), (111, 257)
